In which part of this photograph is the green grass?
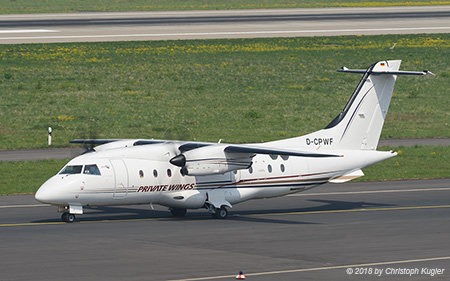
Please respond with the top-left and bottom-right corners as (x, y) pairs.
(356, 146), (450, 181)
(0, 159), (66, 195)
(0, 0), (449, 13)
(0, 145), (448, 195)
(1, 34), (449, 149)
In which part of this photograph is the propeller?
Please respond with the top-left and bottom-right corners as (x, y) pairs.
(160, 124), (194, 141)
(70, 118), (102, 157)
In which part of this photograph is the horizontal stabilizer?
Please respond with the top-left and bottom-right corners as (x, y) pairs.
(329, 169), (365, 183)
(339, 67), (434, 76)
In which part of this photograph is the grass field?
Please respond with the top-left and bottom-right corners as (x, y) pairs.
(355, 145), (450, 181)
(0, 159), (65, 195)
(1, 34), (449, 149)
(0, 145), (448, 195)
(0, 0), (449, 13)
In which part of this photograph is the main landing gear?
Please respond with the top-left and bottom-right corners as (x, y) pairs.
(206, 204), (228, 219)
(170, 208), (187, 217)
(169, 206), (229, 219)
(212, 206), (228, 219)
(61, 213), (76, 223)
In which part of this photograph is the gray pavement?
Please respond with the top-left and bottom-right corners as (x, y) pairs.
(1, 6), (450, 43)
(0, 179), (449, 280)
(0, 147), (85, 162)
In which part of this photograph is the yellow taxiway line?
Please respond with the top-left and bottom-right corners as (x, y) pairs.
(1, 204), (450, 227)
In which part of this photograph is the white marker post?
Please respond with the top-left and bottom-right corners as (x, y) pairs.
(48, 127), (52, 146)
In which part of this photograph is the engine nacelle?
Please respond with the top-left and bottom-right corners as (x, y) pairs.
(170, 145), (252, 176)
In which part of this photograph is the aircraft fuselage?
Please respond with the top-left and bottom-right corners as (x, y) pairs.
(36, 142), (394, 210)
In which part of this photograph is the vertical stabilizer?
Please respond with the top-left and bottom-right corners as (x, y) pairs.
(268, 60), (433, 151)
(328, 60), (400, 150)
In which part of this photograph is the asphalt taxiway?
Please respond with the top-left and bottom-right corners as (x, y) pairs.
(1, 179), (449, 280)
(1, 6), (450, 43)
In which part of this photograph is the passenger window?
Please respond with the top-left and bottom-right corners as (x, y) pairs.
(83, 164), (101, 175)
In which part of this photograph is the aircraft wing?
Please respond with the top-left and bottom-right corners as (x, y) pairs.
(70, 139), (339, 157)
(223, 144), (340, 158)
(70, 138), (340, 176)
(70, 139), (168, 152)
(70, 138), (211, 151)
(70, 139), (122, 145)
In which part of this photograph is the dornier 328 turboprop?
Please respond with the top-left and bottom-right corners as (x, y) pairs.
(35, 60), (433, 222)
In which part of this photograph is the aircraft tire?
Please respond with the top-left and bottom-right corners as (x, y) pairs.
(67, 214), (76, 222)
(170, 208), (187, 217)
(213, 207), (228, 219)
(61, 213), (76, 223)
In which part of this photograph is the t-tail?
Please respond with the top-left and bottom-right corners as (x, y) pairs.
(271, 60), (434, 151)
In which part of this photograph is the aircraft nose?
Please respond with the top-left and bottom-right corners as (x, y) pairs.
(35, 183), (52, 204)
(35, 176), (61, 204)
(35, 175), (82, 205)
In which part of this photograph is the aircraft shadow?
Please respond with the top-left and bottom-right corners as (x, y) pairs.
(228, 199), (396, 224)
(31, 206), (171, 223)
(32, 199), (396, 224)
(229, 215), (318, 225)
(236, 199), (395, 215)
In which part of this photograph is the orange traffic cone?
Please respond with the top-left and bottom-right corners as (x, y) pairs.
(235, 271), (246, 280)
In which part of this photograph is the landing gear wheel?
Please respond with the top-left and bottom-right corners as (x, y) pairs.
(170, 208), (187, 217)
(213, 207), (228, 219)
(61, 213), (76, 223)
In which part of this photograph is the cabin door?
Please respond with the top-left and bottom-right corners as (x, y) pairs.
(111, 159), (129, 198)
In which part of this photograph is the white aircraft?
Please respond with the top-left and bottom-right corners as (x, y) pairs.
(35, 60), (433, 222)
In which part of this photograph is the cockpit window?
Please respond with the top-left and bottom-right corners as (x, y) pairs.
(83, 164), (101, 175)
(60, 165), (83, 174)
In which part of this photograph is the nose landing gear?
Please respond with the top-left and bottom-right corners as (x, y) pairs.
(58, 205), (83, 223)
